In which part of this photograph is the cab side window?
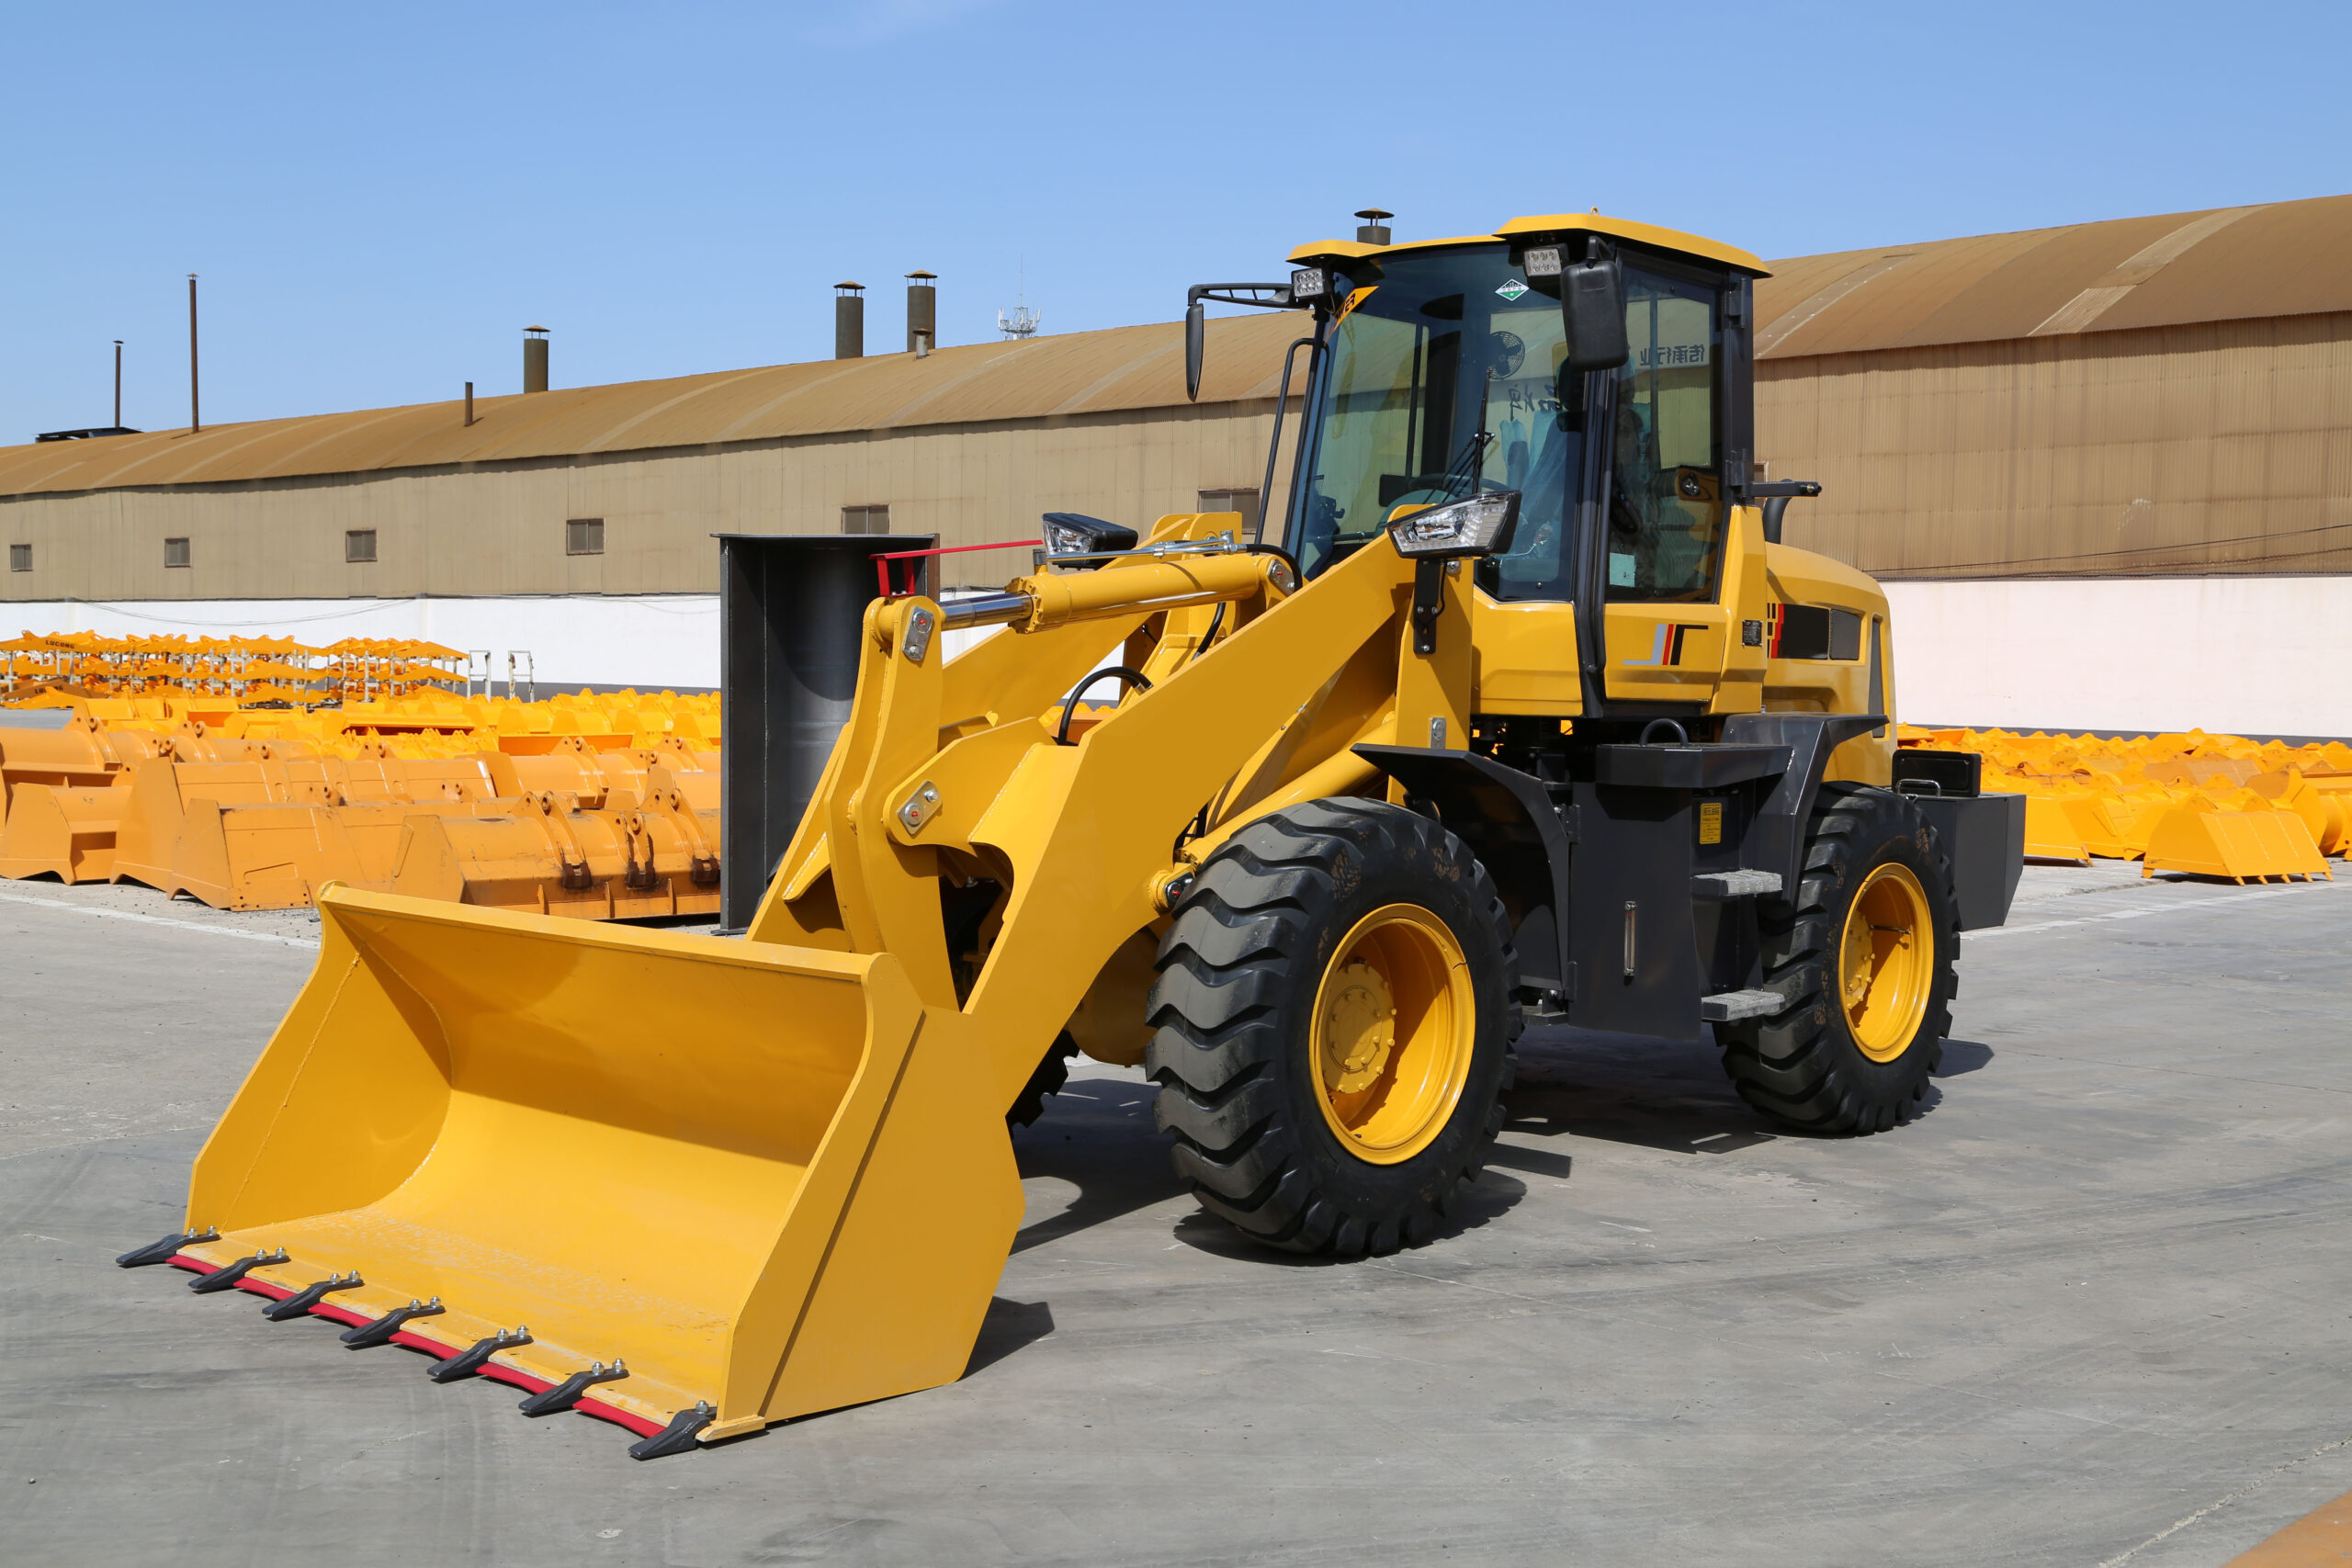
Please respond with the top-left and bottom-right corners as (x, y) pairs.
(1606, 268), (1724, 604)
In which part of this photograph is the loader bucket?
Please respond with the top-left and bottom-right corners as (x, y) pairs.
(170, 800), (515, 909)
(164, 886), (1023, 1451)
(0, 783), (124, 882)
(2020, 794), (2091, 863)
(390, 795), (723, 919)
(2056, 795), (2143, 860)
(2141, 803), (2333, 884)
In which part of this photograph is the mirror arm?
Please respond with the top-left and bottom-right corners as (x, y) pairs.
(1183, 283), (1304, 403)
(1751, 480), (1823, 545)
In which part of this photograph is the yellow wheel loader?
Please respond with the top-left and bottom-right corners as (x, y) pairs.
(118, 210), (2024, 1458)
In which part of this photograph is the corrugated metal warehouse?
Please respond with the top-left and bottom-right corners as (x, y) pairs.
(0, 311), (1306, 600)
(4, 196), (2347, 730)
(1755, 196), (2352, 580)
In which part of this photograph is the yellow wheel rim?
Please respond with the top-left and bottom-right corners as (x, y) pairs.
(1308, 903), (1476, 1164)
(1839, 863), (1934, 1063)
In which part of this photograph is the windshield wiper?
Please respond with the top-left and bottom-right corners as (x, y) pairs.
(1431, 367), (1498, 500)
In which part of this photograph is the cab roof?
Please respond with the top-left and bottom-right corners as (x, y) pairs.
(1289, 212), (1769, 277)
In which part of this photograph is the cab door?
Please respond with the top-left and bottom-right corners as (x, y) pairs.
(1598, 262), (1740, 709)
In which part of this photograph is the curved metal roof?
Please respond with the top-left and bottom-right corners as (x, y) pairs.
(1754, 192), (2352, 359)
(0, 311), (1308, 499)
(6, 194), (2343, 499)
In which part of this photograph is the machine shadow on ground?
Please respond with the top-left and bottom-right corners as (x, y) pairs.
(1505, 1026), (1991, 1153)
(1007, 1067), (1532, 1268)
(1007, 1075), (1179, 1255)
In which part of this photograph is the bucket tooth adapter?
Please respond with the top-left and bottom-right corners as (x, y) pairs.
(128, 210), (2024, 1456)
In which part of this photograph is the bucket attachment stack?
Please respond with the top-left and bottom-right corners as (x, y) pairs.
(1899, 727), (2352, 880)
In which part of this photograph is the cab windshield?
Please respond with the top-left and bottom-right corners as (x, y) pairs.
(1291, 245), (1579, 599)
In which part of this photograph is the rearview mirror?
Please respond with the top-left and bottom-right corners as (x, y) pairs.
(1185, 302), (1205, 402)
(1562, 253), (1629, 371)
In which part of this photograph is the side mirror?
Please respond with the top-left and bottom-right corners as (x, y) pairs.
(1183, 282), (1306, 402)
(1562, 254), (1629, 371)
(1185, 302), (1205, 402)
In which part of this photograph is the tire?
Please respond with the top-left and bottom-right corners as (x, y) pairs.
(1717, 783), (1959, 1134)
(1145, 798), (1519, 1256)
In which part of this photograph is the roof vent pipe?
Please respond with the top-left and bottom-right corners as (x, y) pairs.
(1354, 209), (1394, 245)
(905, 270), (936, 355)
(523, 326), (549, 393)
(834, 282), (865, 359)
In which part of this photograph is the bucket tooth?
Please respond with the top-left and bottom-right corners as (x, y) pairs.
(341, 1297), (447, 1348)
(426, 1325), (533, 1382)
(117, 1226), (218, 1268)
(627, 1401), (717, 1461)
(517, 1359), (629, 1416)
(262, 1271), (365, 1322)
(187, 1247), (289, 1293)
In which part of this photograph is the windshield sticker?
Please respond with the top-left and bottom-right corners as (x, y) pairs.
(1494, 278), (1530, 302)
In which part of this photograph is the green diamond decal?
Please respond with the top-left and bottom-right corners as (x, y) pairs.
(1495, 279), (1530, 301)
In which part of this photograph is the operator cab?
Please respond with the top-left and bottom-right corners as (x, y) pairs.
(1284, 216), (1763, 605)
(1187, 216), (1770, 727)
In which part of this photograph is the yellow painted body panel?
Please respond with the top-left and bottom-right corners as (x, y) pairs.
(1761, 542), (1895, 786)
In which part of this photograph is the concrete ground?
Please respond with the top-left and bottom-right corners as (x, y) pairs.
(2, 863), (2348, 1566)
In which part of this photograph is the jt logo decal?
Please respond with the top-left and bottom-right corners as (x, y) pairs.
(1623, 623), (1710, 667)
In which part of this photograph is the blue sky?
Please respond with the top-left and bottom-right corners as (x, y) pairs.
(5, 1), (2345, 443)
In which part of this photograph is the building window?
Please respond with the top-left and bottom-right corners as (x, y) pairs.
(1198, 489), (1261, 535)
(7, 544), (28, 573)
(345, 529), (378, 563)
(842, 504), (890, 535)
(164, 536), (190, 569)
(566, 517), (605, 556)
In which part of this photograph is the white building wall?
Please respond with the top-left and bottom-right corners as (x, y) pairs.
(1883, 575), (2352, 737)
(10, 576), (2349, 737)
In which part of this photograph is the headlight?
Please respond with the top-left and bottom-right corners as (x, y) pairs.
(1521, 245), (1563, 277)
(1386, 491), (1521, 559)
(1042, 512), (1139, 569)
(1289, 266), (1329, 304)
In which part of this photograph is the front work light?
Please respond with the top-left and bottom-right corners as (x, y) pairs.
(1386, 491), (1521, 559)
(1289, 266), (1330, 304)
(1042, 512), (1139, 569)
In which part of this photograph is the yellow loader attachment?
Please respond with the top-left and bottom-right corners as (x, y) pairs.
(126, 520), (1381, 1458)
(2141, 799), (2332, 885)
(154, 886), (1023, 1456)
(0, 783), (126, 882)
